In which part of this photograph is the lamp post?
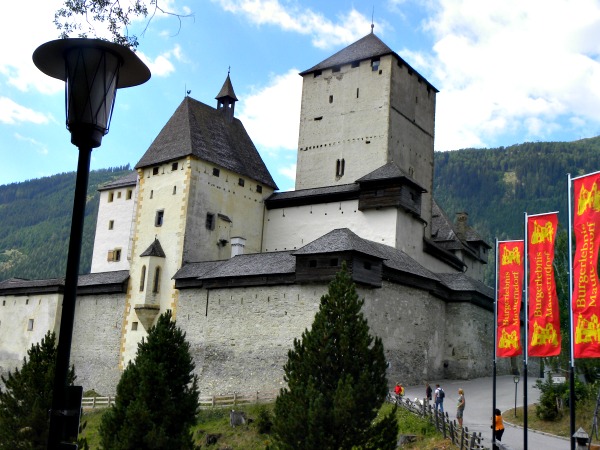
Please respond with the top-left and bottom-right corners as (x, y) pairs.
(514, 374), (520, 418)
(33, 38), (149, 449)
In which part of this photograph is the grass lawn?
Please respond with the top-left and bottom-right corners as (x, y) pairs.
(79, 402), (445, 449)
(505, 398), (597, 439)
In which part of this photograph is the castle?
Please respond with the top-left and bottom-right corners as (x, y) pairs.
(0, 32), (510, 395)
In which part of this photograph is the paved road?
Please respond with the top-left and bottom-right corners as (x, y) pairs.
(402, 375), (569, 450)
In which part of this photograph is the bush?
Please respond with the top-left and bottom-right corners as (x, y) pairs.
(535, 374), (568, 421)
(257, 406), (273, 434)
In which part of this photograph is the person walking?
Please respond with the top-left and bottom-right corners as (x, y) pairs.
(434, 384), (445, 413)
(425, 382), (432, 404)
(492, 408), (505, 450)
(456, 388), (465, 427)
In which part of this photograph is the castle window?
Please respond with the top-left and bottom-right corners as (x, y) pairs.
(27, 319), (34, 331)
(108, 192), (114, 202)
(371, 58), (380, 71)
(153, 167), (159, 175)
(356, 88), (359, 98)
(108, 220), (114, 230)
(26, 299), (29, 305)
(152, 267), (161, 293)
(150, 190), (153, 199)
(238, 178), (245, 187)
(172, 162), (178, 171)
(213, 168), (220, 177)
(336, 159), (345, 177)
(329, 95), (333, 104)
(173, 186), (177, 195)
(332, 66), (340, 73)
(256, 185), (263, 193)
(206, 213), (215, 230)
(330, 258), (339, 267)
(155, 210), (164, 227)
(107, 249), (121, 261)
(309, 260), (317, 268)
(351, 61), (360, 68)
(126, 189), (132, 200)
(314, 116), (323, 121)
(117, 191), (122, 199)
(314, 70), (322, 78)
(364, 261), (372, 270)
(140, 265), (146, 292)
(132, 322), (138, 331)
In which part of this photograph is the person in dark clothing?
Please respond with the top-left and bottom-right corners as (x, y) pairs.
(425, 382), (432, 404)
(493, 408), (505, 450)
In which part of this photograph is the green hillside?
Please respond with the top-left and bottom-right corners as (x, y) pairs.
(0, 166), (132, 281)
(1, 136), (599, 283)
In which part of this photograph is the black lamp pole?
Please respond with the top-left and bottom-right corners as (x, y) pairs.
(33, 38), (149, 449)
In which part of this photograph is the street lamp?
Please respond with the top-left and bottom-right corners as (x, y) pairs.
(513, 374), (520, 417)
(33, 38), (150, 449)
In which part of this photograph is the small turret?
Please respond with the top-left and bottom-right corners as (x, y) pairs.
(216, 72), (238, 122)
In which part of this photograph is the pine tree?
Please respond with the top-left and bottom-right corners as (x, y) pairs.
(0, 331), (75, 450)
(99, 310), (199, 450)
(272, 264), (397, 450)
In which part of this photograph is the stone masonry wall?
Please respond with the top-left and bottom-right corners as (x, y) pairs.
(70, 293), (126, 395)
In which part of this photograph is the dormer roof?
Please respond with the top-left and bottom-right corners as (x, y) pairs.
(140, 238), (166, 258)
(135, 96), (277, 189)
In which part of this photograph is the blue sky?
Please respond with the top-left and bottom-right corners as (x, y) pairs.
(3, 0), (600, 191)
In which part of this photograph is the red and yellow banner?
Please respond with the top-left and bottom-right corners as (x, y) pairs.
(497, 241), (524, 357)
(573, 173), (600, 358)
(527, 213), (560, 357)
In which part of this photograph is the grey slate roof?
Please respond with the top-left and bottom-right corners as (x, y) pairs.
(293, 228), (386, 259)
(77, 270), (130, 286)
(134, 96), (277, 189)
(266, 183), (359, 203)
(299, 32), (438, 92)
(215, 74), (238, 101)
(98, 171), (137, 191)
(174, 251), (296, 280)
(372, 242), (440, 281)
(356, 162), (426, 192)
(437, 273), (494, 298)
(0, 271), (129, 294)
(140, 239), (166, 257)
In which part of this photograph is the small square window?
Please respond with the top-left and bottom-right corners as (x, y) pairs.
(238, 178), (245, 187)
(108, 220), (114, 230)
(25, 299), (29, 305)
(114, 249), (121, 262)
(172, 162), (178, 171)
(126, 189), (133, 200)
(27, 319), (34, 331)
(371, 58), (380, 71)
(332, 66), (340, 73)
(314, 70), (322, 78)
(155, 210), (164, 227)
(153, 167), (159, 175)
(213, 168), (220, 177)
(351, 61), (360, 68)
(132, 322), (138, 331)
(2, 300), (5, 306)
(256, 185), (263, 193)
(150, 190), (154, 199)
(173, 186), (177, 195)
(330, 258), (338, 267)
(108, 192), (114, 202)
(117, 191), (122, 198)
(329, 95), (333, 103)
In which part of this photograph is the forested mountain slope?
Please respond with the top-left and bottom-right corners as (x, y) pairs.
(434, 136), (600, 243)
(1, 136), (599, 283)
(0, 166), (132, 281)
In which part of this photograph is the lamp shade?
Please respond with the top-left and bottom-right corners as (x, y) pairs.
(33, 39), (150, 148)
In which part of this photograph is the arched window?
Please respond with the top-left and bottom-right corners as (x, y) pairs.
(152, 267), (161, 293)
(139, 265), (146, 292)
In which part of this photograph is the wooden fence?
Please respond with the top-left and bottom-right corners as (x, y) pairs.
(391, 395), (486, 450)
(82, 391), (278, 410)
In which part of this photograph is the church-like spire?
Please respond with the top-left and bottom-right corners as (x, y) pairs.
(216, 70), (238, 122)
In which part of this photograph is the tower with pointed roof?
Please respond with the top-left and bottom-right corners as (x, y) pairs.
(119, 75), (277, 364)
(295, 31), (437, 237)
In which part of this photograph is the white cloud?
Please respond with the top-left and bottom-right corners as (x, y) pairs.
(278, 163), (297, 186)
(415, 0), (600, 149)
(138, 45), (182, 77)
(212, 0), (376, 49)
(14, 133), (49, 155)
(238, 69), (302, 150)
(0, 98), (50, 125)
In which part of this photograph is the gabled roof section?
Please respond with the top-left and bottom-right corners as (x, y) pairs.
(300, 33), (393, 75)
(140, 238), (166, 257)
(135, 97), (277, 189)
(215, 74), (238, 101)
(356, 162), (426, 192)
(293, 228), (386, 259)
(98, 171), (137, 191)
